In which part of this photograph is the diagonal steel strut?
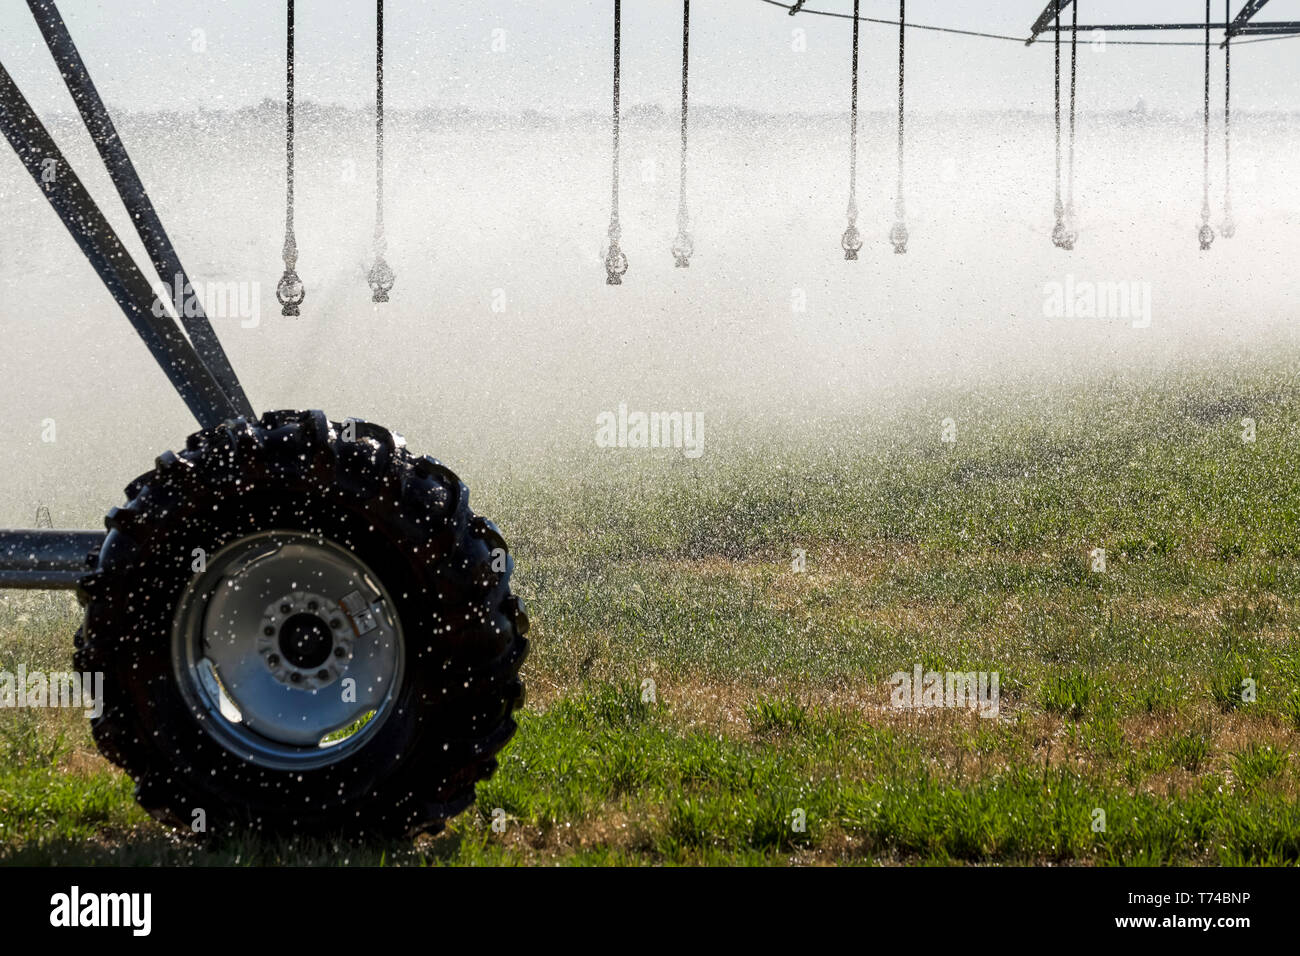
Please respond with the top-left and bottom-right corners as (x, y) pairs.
(1027, 1), (1074, 45)
(1223, 0), (1272, 43)
(26, 0), (254, 420)
(0, 62), (240, 430)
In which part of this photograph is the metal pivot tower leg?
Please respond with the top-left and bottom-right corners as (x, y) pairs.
(0, 0), (260, 588)
(25, 0), (253, 420)
(0, 65), (244, 428)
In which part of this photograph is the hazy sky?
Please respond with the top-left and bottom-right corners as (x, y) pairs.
(2, 1), (1299, 115)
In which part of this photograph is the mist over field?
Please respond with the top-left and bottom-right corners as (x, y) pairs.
(4, 0), (1300, 871)
(1, 103), (1298, 526)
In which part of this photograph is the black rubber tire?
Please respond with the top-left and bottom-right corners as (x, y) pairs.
(73, 410), (528, 839)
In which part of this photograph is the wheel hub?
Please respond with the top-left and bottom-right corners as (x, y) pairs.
(257, 592), (354, 690)
(172, 530), (404, 769)
(279, 614), (331, 669)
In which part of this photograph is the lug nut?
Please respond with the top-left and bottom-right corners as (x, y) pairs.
(263, 626), (275, 637)
(279, 603), (291, 614)
(329, 618), (342, 630)
(268, 653), (280, 666)
(307, 600), (318, 611)
(290, 672), (301, 683)
(333, 646), (347, 658)
(317, 669), (330, 681)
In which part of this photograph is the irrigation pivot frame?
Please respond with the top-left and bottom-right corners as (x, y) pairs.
(0, 0), (1294, 837)
(600, 1), (1300, 277)
(1025, 0), (1299, 43)
(0, 0), (257, 589)
(0, 0), (531, 839)
(5, 1), (1300, 583)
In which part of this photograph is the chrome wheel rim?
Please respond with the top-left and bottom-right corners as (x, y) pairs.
(171, 530), (404, 771)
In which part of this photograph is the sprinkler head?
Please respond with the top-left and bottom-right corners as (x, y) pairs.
(276, 269), (305, 317)
(841, 223), (862, 261)
(604, 242), (629, 285)
(671, 230), (694, 268)
(1051, 220), (1070, 249)
(889, 220), (910, 255)
(367, 255), (396, 303)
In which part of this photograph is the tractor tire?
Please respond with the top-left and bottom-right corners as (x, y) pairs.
(73, 410), (528, 839)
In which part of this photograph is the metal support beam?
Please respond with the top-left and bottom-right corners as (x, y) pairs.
(1045, 22), (1232, 31)
(1039, 20), (1300, 34)
(0, 529), (105, 590)
(26, 0), (254, 421)
(1027, 0), (1074, 45)
(1027, 0), (1298, 44)
(0, 61), (240, 430)
(1232, 21), (1300, 35)
(1224, 0), (1271, 43)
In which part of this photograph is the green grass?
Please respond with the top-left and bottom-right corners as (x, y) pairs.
(2, 366), (1300, 864)
(1040, 671), (1097, 719)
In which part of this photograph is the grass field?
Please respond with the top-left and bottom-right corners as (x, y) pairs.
(2, 366), (1299, 865)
